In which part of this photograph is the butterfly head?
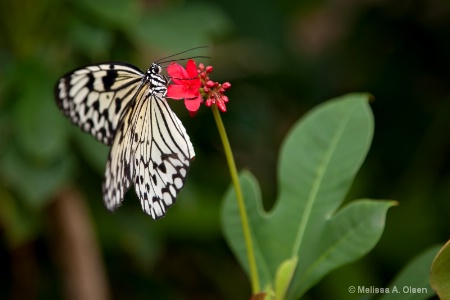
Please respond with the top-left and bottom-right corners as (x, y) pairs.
(146, 63), (168, 90)
(148, 63), (162, 75)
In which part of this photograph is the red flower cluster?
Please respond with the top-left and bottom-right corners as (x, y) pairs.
(198, 63), (231, 112)
(166, 59), (231, 114)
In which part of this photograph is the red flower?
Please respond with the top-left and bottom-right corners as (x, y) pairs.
(166, 60), (231, 114)
(166, 59), (202, 112)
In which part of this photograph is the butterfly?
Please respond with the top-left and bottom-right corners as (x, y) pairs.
(55, 60), (195, 220)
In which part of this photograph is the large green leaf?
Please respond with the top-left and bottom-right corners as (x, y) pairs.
(380, 245), (440, 300)
(222, 93), (395, 299)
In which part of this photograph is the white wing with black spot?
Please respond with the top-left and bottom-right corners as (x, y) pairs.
(55, 62), (144, 145)
(103, 85), (195, 219)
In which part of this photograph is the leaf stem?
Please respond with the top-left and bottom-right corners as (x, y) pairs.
(211, 105), (260, 293)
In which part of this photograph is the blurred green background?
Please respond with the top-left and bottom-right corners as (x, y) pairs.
(1, 0), (449, 299)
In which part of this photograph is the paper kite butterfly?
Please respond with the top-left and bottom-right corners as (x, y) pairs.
(55, 60), (195, 220)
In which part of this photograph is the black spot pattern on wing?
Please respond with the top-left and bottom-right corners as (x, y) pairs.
(54, 62), (144, 145)
(102, 66), (118, 90)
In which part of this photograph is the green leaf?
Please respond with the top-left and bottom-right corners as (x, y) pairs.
(430, 240), (450, 299)
(221, 93), (395, 299)
(275, 256), (298, 300)
(381, 245), (440, 300)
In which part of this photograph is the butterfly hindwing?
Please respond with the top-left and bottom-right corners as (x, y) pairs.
(139, 90), (194, 217)
(103, 85), (195, 219)
(55, 62), (144, 145)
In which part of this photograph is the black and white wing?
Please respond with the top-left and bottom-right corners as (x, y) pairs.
(103, 85), (195, 220)
(55, 62), (144, 145)
(56, 61), (195, 219)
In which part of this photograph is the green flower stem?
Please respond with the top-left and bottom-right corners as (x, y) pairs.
(211, 105), (260, 294)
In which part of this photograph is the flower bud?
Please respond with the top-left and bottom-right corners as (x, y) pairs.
(222, 82), (231, 89)
(217, 101), (227, 112)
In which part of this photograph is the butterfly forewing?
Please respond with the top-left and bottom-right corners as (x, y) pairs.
(55, 61), (195, 219)
(55, 63), (144, 145)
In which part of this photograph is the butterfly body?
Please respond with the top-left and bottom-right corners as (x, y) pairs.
(55, 61), (195, 219)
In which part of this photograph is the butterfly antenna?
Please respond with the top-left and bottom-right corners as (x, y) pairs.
(159, 56), (211, 66)
(155, 46), (209, 64)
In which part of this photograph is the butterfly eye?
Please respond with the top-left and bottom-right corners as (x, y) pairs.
(150, 63), (162, 74)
